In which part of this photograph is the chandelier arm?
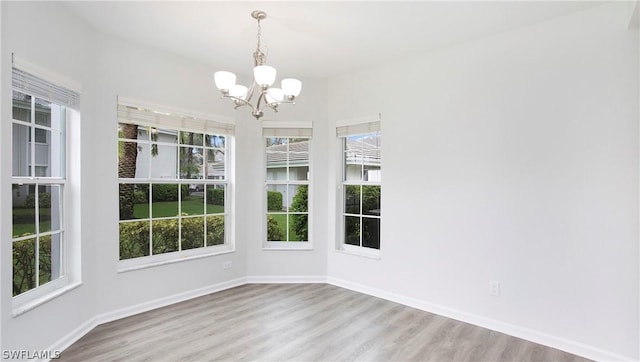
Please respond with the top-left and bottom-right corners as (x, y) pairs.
(223, 95), (257, 112)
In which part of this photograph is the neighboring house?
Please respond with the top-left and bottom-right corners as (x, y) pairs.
(265, 138), (381, 208)
(11, 94), (61, 206)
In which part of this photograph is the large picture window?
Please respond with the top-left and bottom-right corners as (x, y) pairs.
(264, 124), (312, 248)
(11, 65), (80, 300)
(117, 100), (234, 264)
(338, 120), (381, 252)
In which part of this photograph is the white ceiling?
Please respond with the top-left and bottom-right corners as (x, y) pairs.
(62, 1), (605, 79)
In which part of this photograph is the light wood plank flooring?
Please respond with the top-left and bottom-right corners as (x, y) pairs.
(60, 284), (591, 361)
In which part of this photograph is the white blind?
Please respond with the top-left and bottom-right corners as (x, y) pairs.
(262, 121), (313, 137)
(12, 67), (80, 109)
(336, 117), (381, 137)
(117, 100), (235, 135)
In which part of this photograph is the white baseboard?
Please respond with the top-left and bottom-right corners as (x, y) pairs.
(46, 277), (247, 359)
(245, 275), (327, 284)
(327, 277), (635, 362)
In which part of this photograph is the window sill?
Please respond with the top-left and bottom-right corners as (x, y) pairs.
(336, 246), (381, 260)
(118, 246), (235, 273)
(12, 281), (83, 317)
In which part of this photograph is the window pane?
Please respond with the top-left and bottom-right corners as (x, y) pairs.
(13, 238), (36, 296)
(181, 216), (205, 250)
(344, 185), (361, 214)
(152, 219), (178, 254)
(206, 135), (225, 148)
(179, 131), (204, 146)
(118, 123), (141, 141)
(119, 220), (150, 259)
(289, 139), (309, 181)
(119, 183), (148, 220)
(39, 184), (62, 233)
(362, 217), (381, 249)
(344, 150), (363, 181)
(206, 149), (225, 180)
(151, 184), (179, 218)
(289, 185), (307, 212)
(205, 184), (225, 214)
(12, 123), (31, 177)
(13, 91), (32, 123)
(150, 144), (178, 179)
(344, 216), (360, 246)
(34, 128), (47, 143)
(266, 215), (286, 242)
(13, 185), (36, 237)
(266, 185), (285, 212)
(180, 146), (203, 179)
(42, 232), (62, 282)
(49, 129), (65, 178)
(119, 141), (147, 179)
(266, 151), (287, 181)
(362, 185), (381, 216)
(267, 137), (288, 146)
(34, 98), (51, 127)
(184, 184), (204, 216)
(288, 214), (307, 241)
(39, 234), (53, 285)
(206, 215), (225, 246)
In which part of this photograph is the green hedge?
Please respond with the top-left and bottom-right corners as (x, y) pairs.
(207, 188), (225, 206)
(267, 191), (283, 211)
(152, 184), (189, 202)
(119, 215), (224, 260)
(266, 215), (283, 241)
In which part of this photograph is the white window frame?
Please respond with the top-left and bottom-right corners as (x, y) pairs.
(10, 57), (82, 315)
(263, 121), (313, 250)
(336, 116), (381, 258)
(116, 97), (236, 271)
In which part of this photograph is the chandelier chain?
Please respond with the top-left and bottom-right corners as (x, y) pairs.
(253, 17), (266, 66)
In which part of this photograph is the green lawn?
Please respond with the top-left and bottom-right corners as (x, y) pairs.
(133, 197), (224, 218)
(12, 208), (52, 237)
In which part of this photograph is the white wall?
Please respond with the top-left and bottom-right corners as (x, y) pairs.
(327, 2), (639, 360)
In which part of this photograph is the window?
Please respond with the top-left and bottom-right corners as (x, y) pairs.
(264, 123), (312, 248)
(117, 99), (234, 266)
(338, 119), (381, 253)
(11, 65), (80, 302)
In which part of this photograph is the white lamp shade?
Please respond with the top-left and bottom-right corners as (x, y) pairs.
(281, 78), (302, 97)
(229, 85), (248, 100)
(214, 71), (236, 90)
(266, 88), (284, 104)
(254, 65), (277, 87)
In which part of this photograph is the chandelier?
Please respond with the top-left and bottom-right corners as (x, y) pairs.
(214, 10), (302, 120)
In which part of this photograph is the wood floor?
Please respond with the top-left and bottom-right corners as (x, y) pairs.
(60, 284), (591, 362)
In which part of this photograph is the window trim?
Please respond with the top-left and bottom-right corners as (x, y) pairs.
(116, 99), (236, 269)
(262, 123), (313, 250)
(336, 116), (381, 257)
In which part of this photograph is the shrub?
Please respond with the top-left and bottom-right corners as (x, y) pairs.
(290, 185), (308, 240)
(24, 192), (51, 208)
(207, 188), (225, 206)
(267, 215), (283, 241)
(133, 190), (148, 204)
(267, 191), (283, 211)
(151, 184), (189, 202)
(119, 215), (226, 260)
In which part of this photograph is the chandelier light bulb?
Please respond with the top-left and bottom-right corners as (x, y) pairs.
(229, 85), (248, 100)
(254, 65), (277, 87)
(281, 78), (302, 97)
(266, 88), (284, 104)
(214, 71), (236, 91)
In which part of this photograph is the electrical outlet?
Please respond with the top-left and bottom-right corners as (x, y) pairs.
(489, 280), (500, 297)
(223, 261), (233, 270)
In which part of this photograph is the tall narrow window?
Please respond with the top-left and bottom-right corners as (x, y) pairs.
(11, 65), (80, 299)
(338, 119), (381, 252)
(264, 123), (312, 248)
(117, 99), (234, 267)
